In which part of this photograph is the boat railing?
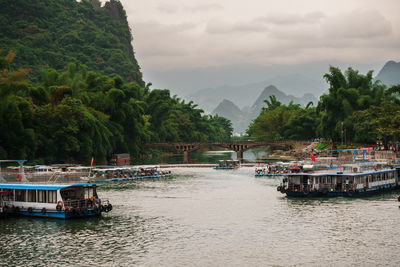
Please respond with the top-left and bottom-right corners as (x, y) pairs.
(63, 198), (109, 209)
(25, 171), (89, 183)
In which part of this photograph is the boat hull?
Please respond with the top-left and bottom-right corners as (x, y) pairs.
(215, 167), (236, 170)
(255, 173), (283, 177)
(15, 208), (102, 219)
(284, 185), (399, 198)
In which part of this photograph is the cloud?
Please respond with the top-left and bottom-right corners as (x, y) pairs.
(183, 4), (223, 13)
(132, 8), (398, 71)
(206, 19), (268, 34)
(157, 3), (179, 14)
(323, 9), (392, 39)
(255, 12), (325, 25)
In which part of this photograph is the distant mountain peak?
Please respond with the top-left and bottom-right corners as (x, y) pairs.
(212, 99), (243, 116)
(376, 60), (400, 86)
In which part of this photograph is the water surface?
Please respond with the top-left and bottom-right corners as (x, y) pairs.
(1, 167), (400, 266)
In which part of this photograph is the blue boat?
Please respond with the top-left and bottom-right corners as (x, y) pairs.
(214, 160), (240, 170)
(0, 182), (112, 219)
(277, 163), (400, 198)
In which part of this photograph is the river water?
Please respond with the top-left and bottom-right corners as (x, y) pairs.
(1, 167), (400, 266)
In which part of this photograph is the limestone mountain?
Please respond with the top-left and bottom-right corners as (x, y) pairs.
(0, 0), (144, 85)
(212, 99), (248, 133)
(212, 85), (318, 133)
(375, 60), (400, 87)
(248, 85), (318, 120)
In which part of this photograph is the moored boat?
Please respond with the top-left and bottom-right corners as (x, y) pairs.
(0, 160), (112, 219)
(87, 165), (172, 182)
(277, 163), (399, 197)
(0, 182), (112, 219)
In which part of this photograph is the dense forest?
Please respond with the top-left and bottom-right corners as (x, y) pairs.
(0, 52), (233, 164)
(248, 67), (400, 144)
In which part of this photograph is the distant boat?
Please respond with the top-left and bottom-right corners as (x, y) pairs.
(86, 165), (172, 182)
(214, 160), (240, 170)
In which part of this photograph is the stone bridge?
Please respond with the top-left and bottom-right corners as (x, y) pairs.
(147, 140), (307, 162)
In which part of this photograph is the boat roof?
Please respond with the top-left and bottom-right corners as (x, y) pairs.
(286, 168), (395, 177)
(0, 160), (26, 163)
(0, 183), (106, 190)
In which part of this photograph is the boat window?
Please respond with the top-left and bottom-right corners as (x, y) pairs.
(27, 189), (36, 202)
(15, 189), (26, 202)
(47, 190), (57, 203)
(86, 187), (94, 198)
(38, 190), (47, 203)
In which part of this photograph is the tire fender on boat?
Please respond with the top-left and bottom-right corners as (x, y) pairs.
(56, 201), (63, 211)
(28, 207), (33, 213)
(41, 208), (46, 214)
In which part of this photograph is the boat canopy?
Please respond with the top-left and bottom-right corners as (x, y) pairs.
(0, 160), (27, 164)
(286, 168), (395, 177)
(0, 183), (106, 190)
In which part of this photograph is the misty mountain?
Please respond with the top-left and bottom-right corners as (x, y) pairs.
(145, 61), (384, 100)
(247, 85), (318, 120)
(211, 100), (248, 133)
(375, 60), (400, 86)
(212, 85), (318, 133)
(186, 74), (324, 113)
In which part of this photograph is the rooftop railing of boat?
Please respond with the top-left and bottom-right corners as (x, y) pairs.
(0, 171), (89, 183)
(63, 198), (110, 209)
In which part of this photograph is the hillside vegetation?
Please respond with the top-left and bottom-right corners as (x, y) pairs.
(248, 67), (400, 144)
(0, 0), (143, 85)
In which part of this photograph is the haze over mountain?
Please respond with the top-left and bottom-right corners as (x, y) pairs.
(152, 61), (384, 100)
(375, 60), (400, 86)
(186, 72), (323, 112)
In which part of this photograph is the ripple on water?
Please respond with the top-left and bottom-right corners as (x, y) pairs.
(1, 167), (400, 266)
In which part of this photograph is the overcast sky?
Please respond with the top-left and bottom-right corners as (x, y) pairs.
(115, 0), (400, 70)
(103, 0), (400, 94)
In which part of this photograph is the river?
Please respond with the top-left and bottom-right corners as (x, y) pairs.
(1, 166), (400, 266)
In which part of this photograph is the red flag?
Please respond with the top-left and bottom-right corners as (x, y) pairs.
(368, 155), (371, 161)
(311, 153), (316, 162)
(392, 156), (395, 161)
(339, 161), (342, 168)
(91, 157), (94, 166)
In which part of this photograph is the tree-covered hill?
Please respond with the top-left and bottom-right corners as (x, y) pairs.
(0, 52), (233, 164)
(0, 0), (144, 86)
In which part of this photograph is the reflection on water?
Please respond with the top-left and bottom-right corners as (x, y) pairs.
(137, 148), (269, 165)
(1, 167), (400, 266)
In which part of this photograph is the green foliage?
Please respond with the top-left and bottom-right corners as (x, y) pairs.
(248, 66), (400, 144)
(0, 0), (144, 86)
(0, 53), (233, 163)
(315, 143), (331, 150)
(247, 98), (318, 141)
